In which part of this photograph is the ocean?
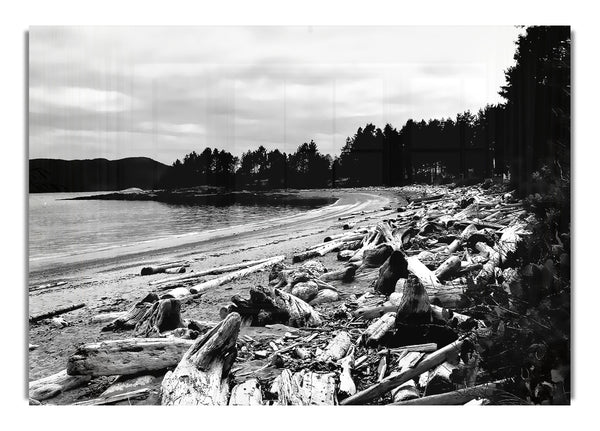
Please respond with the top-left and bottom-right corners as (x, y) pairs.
(28, 192), (320, 261)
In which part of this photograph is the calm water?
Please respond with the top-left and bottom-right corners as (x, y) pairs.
(29, 192), (320, 260)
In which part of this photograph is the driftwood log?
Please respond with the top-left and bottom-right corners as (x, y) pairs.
(318, 331), (352, 362)
(341, 334), (475, 405)
(391, 381), (505, 405)
(361, 312), (396, 346)
(29, 369), (91, 401)
(161, 313), (241, 405)
(67, 338), (194, 377)
(29, 303), (86, 324)
(189, 256), (286, 294)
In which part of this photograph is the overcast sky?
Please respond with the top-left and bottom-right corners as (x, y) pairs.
(29, 26), (523, 164)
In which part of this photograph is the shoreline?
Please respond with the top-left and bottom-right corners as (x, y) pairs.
(28, 188), (408, 391)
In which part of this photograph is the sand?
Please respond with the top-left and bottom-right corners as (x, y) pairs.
(27, 188), (407, 404)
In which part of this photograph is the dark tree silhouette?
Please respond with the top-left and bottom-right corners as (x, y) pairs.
(157, 27), (569, 194)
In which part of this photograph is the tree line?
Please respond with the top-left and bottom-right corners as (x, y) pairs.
(160, 26), (570, 196)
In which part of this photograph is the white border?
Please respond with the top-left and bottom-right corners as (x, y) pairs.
(2, 1), (597, 429)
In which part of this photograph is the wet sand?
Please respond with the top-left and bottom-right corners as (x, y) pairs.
(28, 188), (407, 403)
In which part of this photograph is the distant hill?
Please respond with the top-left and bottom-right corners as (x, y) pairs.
(29, 157), (170, 193)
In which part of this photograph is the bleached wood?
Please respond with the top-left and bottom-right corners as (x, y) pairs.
(340, 334), (475, 405)
(101, 375), (157, 398)
(361, 312), (396, 346)
(149, 256), (285, 286)
(160, 287), (190, 299)
(271, 369), (337, 405)
(74, 388), (151, 406)
(318, 331), (352, 362)
(424, 361), (459, 395)
(161, 313), (241, 405)
(338, 347), (356, 398)
(391, 381), (503, 405)
(434, 255), (462, 280)
(229, 378), (263, 405)
(390, 351), (422, 402)
(29, 369), (91, 401)
(67, 338), (194, 376)
(190, 257), (286, 294)
(406, 256), (443, 290)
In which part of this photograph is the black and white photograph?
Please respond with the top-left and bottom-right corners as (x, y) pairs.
(26, 23), (572, 407)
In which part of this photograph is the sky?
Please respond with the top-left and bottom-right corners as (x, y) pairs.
(29, 26), (523, 165)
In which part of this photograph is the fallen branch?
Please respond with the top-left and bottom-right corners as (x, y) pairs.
(340, 334), (475, 405)
(29, 303), (86, 323)
(190, 256), (286, 294)
(149, 255), (285, 286)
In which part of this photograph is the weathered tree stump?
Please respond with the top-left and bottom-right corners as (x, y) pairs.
(102, 293), (159, 332)
(133, 298), (185, 338)
(161, 312), (241, 405)
(374, 250), (409, 296)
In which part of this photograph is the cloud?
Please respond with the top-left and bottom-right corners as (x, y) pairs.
(28, 26), (523, 163)
(29, 86), (137, 113)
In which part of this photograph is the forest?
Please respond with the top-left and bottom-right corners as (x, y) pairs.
(160, 26), (570, 198)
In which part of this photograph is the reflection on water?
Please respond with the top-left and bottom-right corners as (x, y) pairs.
(29, 192), (319, 260)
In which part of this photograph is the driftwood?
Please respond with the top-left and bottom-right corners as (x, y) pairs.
(90, 311), (125, 325)
(161, 313), (241, 405)
(395, 277), (432, 326)
(434, 255), (462, 280)
(374, 250), (409, 296)
(67, 337), (194, 377)
(340, 334), (475, 405)
(74, 388), (151, 406)
(424, 361), (459, 395)
(270, 369), (337, 405)
(338, 347), (356, 398)
(29, 303), (86, 323)
(319, 265), (356, 283)
(361, 312), (396, 346)
(160, 287), (190, 299)
(101, 374), (158, 398)
(190, 256), (286, 294)
(102, 293), (159, 332)
(149, 256), (285, 286)
(309, 288), (340, 305)
(141, 261), (188, 276)
(447, 224), (478, 253)
(229, 378), (263, 405)
(406, 256), (443, 290)
(29, 369), (91, 401)
(362, 243), (393, 268)
(385, 343), (438, 354)
(229, 285), (322, 327)
(134, 298), (185, 337)
(389, 351), (422, 402)
(318, 331), (352, 362)
(391, 381), (504, 405)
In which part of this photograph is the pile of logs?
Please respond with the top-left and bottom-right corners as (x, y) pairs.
(30, 183), (540, 406)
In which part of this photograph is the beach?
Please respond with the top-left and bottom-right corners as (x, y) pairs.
(28, 188), (406, 402)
